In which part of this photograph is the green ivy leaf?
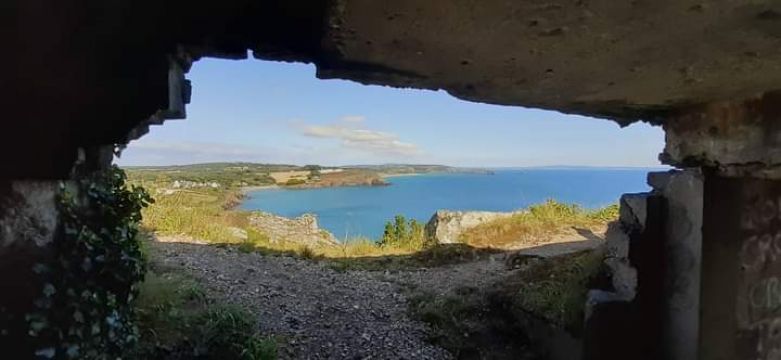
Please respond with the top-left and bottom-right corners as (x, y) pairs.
(65, 344), (79, 358)
(72, 311), (83, 323)
(42, 283), (56, 297)
(34, 347), (55, 359)
(28, 166), (150, 358)
(32, 263), (49, 274)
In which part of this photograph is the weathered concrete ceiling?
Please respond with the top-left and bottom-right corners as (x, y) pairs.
(6, 0), (781, 177)
(317, 0), (781, 123)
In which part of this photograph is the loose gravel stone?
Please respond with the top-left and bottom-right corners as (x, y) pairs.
(151, 241), (456, 360)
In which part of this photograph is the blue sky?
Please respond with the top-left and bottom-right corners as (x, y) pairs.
(117, 57), (665, 168)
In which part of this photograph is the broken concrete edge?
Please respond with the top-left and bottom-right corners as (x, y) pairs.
(584, 169), (703, 360)
(24, 36), (781, 181)
(583, 195), (645, 360)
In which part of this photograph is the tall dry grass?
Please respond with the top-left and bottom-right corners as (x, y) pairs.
(459, 199), (618, 247)
(141, 187), (249, 243)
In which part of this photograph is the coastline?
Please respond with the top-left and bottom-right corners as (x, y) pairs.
(243, 172), (463, 194)
(242, 170), (489, 194)
(380, 172), (425, 179)
(241, 185), (280, 193)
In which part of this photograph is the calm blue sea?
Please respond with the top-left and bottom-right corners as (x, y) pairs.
(240, 168), (657, 240)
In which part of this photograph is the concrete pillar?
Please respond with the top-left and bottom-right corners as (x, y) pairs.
(661, 93), (781, 360)
(698, 176), (781, 360)
(650, 171), (703, 360)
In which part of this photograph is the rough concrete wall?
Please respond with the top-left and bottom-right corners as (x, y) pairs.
(663, 92), (781, 173)
(698, 175), (781, 360)
(0, 182), (59, 249)
(326, 0), (781, 121)
(0, 181), (61, 351)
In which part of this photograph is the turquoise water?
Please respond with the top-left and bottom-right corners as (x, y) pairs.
(240, 169), (655, 240)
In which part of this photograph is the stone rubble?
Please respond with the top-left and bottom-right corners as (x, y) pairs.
(248, 212), (338, 246)
(425, 210), (523, 244)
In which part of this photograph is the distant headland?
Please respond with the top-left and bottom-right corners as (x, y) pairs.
(123, 162), (493, 190)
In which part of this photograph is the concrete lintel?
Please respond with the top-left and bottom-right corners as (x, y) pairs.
(662, 92), (781, 177)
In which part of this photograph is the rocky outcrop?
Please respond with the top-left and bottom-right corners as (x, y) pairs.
(248, 212), (337, 246)
(291, 170), (388, 189)
(425, 210), (520, 244)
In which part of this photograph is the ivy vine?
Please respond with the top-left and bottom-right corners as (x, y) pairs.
(26, 166), (152, 359)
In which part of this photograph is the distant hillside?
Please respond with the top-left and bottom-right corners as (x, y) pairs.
(343, 164), (493, 175)
(124, 163), (285, 188)
(123, 162), (303, 172)
(122, 162), (490, 190)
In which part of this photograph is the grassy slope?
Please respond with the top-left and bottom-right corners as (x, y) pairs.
(407, 249), (605, 358)
(126, 163), (281, 188)
(508, 249), (606, 332)
(460, 199), (618, 247)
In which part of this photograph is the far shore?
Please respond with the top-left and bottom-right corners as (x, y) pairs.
(379, 172), (426, 179)
(243, 172), (460, 193)
(241, 185), (280, 193)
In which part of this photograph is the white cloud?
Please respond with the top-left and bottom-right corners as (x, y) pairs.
(115, 140), (316, 166)
(298, 118), (421, 157)
(340, 115), (366, 123)
(128, 141), (263, 158)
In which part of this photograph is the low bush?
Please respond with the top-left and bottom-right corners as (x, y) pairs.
(508, 249), (606, 332)
(380, 215), (426, 249)
(327, 244), (501, 272)
(284, 179), (306, 186)
(133, 269), (276, 360)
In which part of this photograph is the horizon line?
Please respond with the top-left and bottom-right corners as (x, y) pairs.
(118, 161), (670, 170)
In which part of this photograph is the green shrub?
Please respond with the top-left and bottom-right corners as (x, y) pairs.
(241, 336), (278, 360)
(284, 179), (306, 186)
(298, 245), (317, 260)
(380, 215), (426, 249)
(511, 249), (606, 332)
(134, 270), (277, 360)
(24, 166), (152, 359)
(588, 203), (620, 222)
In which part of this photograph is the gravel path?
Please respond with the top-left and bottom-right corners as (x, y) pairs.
(151, 240), (455, 360)
(150, 235), (603, 359)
